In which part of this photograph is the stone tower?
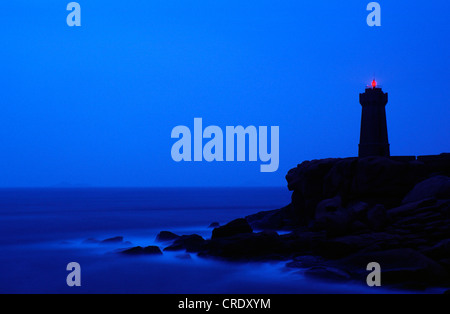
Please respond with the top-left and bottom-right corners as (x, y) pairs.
(359, 80), (390, 157)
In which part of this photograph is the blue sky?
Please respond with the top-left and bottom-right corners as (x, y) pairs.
(0, 1), (449, 187)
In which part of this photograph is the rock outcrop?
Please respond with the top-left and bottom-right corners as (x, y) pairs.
(156, 231), (180, 242)
(211, 219), (253, 239)
(158, 154), (450, 289)
(121, 246), (163, 255)
(164, 234), (206, 252)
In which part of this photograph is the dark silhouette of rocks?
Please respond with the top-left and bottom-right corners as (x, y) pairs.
(334, 248), (447, 286)
(211, 218), (253, 239)
(156, 231), (180, 242)
(201, 231), (285, 261)
(208, 222), (220, 228)
(101, 236), (124, 244)
(423, 239), (450, 261)
(366, 204), (388, 231)
(144, 85), (449, 290)
(402, 175), (450, 204)
(164, 234), (206, 252)
(157, 154), (450, 289)
(121, 246), (163, 255)
(258, 154), (450, 231)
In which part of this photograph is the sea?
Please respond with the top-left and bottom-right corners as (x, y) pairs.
(0, 187), (415, 294)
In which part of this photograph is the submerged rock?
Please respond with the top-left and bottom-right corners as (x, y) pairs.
(286, 256), (324, 269)
(156, 231), (180, 242)
(101, 236), (124, 244)
(176, 253), (192, 260)
(83, 238), (100, 244)
(303, 266), (351, 282)
(208, 222), (220, 228)
(121, 246), (163, 255)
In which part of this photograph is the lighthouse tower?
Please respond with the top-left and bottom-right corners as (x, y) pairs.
(358, 80), (390, 158)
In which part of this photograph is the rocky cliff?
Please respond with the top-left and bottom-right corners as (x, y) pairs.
(249, 154), (450, 233)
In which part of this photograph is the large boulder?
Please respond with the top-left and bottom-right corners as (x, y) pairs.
(164, 234), (206, 252)
(367, 204), (388, 231)
(422, 239), (450, 260)
(347, 201), (370, 221)
(246, 205), (297, 230)
(402, 176), (450, 204)
(212, 218), (253, 239)
(314, 196), (352, 236)
(246, 209), (281, 230)
(286, 158), (340, 194)
(350, 157), (426, 205)
(387, 198), (438, 219)
(156, 231), (180, 242)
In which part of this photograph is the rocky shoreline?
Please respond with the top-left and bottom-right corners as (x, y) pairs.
(125, 154), (450, 291)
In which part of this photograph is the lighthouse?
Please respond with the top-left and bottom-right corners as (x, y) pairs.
(358, 80), (390, 158)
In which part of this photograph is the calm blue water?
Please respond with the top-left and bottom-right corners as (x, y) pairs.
(0, 188), (411, 294)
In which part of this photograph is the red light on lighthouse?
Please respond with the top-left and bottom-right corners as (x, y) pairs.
(371, 80), (377, 88)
